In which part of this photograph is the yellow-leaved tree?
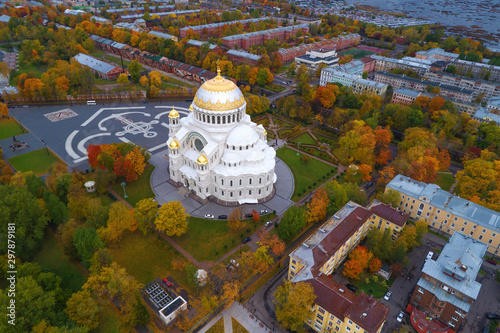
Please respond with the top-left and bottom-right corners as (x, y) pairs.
(154, 201), (189, 237)
(134, 198), (158, 235)
(98, 201), (136, 243)
(274, 280), (317, 331)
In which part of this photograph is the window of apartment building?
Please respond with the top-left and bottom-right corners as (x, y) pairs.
(407, 197), (410, 201)
(418, 287), (424, 294)
(451, 223), (455, 228)
(292, 259), (297, 265)
(419, 203), (424, 209)
(405, 203), (408, 208)
(385, 221), (390, 225)
(432, 222), (435, 227)
(493, 233), (497, 238)
(454, 217), (458, 221)
(426, 212), (430, 217)
(399, 201), (403, 206)
(473, 224), (476, 229)
(452, 315), (459, 321)
(346, 327), (351, 332)
(290, 271), (295, 277)
(402, 195), (405, 199)
(291, 265), (296, 271)
(483, 229), (487, 233)
(448, 322), (456, 327)
(470, 231), (474, 236)
(355, 325), (360, 330)
(461, 227), (465, 232)
(415, 294), (422, 300)
(489, 239), (493, 244)
(335, 326), (340, 331)
(479, 235), (483, 240)
(412, 199), (415, 203)
(411, 205), (413, 210)
(316, 318), (323, 325)
(348, 320), (353, 325)
(328, 321), (333, 327)
(434, 216), (438, 220)
(446, 214), (450, 218)
(447, 229), (451, 233)
(444, 220), (448, 225)
(314, 324), (322, 331)
(437, 210), (441, 214)
(464, 221), (467, 226)
(337, 319), (342, 325)
(318, 307), (325, 315)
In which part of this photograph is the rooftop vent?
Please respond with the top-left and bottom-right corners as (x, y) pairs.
(302, 243), (309, 248)
(339, 288), (344, 293)
(362, 313), (367, 317)
(460, 264), (468, 272)
(318, 228), (326, 233)
(333, 215), (340, 220)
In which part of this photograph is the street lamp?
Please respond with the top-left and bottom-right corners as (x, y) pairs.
(121, 182), (128, 198)
(296, 141), (301, 156)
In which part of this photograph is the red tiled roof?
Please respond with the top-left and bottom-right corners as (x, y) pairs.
(312, 207), (371, 267)
(369, 203), (408, 227)
(307, 276), (357, 320)
(345, 293), (391, 333)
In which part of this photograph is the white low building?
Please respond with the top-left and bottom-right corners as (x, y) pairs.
(294, 49), (339, 72)
(167, 69), (276, 204)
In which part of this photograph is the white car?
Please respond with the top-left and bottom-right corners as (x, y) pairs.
(260, 209), (269, 215)
(383, 291), (392, 301)
(427, 251), (434, 260)
(397, 311), (404, 322)
(204, 214), (215, 219)
(230, 259), (239, 267)
(265, 221), (273, 227)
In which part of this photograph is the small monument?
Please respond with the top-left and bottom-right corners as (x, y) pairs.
(84, 181), (96, 193)
(196, 269), (208, 287)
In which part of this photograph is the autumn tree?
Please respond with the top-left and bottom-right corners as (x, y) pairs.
(368, 257), (382, 273)
(128, 59), (141, 83)
(307, 188), (329, 223)
(339, 120), (376, 166)
(358, 164), (373, 182)
(134, 198), (158, 235)
(149, 71), (162, 88)
(274, 280), (317, 331)
(0, 102), (8, 118)
(117, 73), (129, 85)
(343, 245), (373, 280)
(155, 201), (189, 237)
(98, 201), (136, 244)
(251, 210), (260, 223)
(222, 281), (241, 308)
(228, 207), (243, 234)
(374, 126), (393, 167)
(65, 290), (100, 330)
(258, 233), (285, 257)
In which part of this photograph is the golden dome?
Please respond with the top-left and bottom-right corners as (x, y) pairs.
(169, 140), (179, 149)
(264, 129), (267, 135)
(196, 154), (208, 165)
(189, 104), (194, 111)
(193, 67), (245, 111)
(168, 107), (179, 118)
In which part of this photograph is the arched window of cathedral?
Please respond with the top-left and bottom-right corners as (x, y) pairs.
(239, 179), (242, 186)
(259, 178), (262, 184)
(239, 191), (242, 196)
(246, 145), (249, 150)
(249, 178), (252, 185)
(222, 116), (226, 124)
(259, 189), (261, 195)
(232, 114), (235, 122)
(230, 180), (233, 187)
(267, 175), (269, 181)
(221, 179), (224, 186)
(240, 147), (242, 150)
(217, 116), (221, 124)
(230, 192), (233, 197)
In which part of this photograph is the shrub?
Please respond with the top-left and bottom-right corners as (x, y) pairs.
(239, 233), (244, 239)
(246, 228), (251, 233)
(224, 244), (228, 249)
(275, 222), (279, 227)
(232, 238), (236, 244)
(313, 182), (316, 186)
(308, 185), (312, 189)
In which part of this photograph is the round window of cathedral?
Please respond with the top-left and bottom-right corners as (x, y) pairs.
(195, 138), (204, 152)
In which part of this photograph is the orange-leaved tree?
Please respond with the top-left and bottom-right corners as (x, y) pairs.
(343, 245), (374, 280)
(307, 188), (329, 223)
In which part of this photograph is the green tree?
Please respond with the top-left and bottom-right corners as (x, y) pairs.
(274, 280), (316, 331)
(44, 191), (69, 225)
(65, 290), (100, 330)
(74, 227), (105, 267)
(277, 205), (305, 243)
(128, 60), (142, 83)
(375, 190), (401, 208)
(85, 198), (109, 230)
(99, 201), (135, 244)
(155, 201), (189, 237)
(116, 73), (129, 85)
(0, 185), (49, 260)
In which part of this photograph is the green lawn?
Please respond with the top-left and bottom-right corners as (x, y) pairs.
(110, 164), (155, 206)
(435, 173), (455, 191)
(290, 132), (316, 145)
(264, 83), (286, 93)
(278, 129), (293, 138)
(109, 230), (196, 293)
(206, 318), (224, 333)
(276, 147), (336, 201)
(0, 117), (25, 140)
(8, 149), (62, 176)
(104, 55), (133, 68)
(90, 50), (105, 58)
(34, 230), (87, 293)
(314, 133), (337, 144)
(112, 83), (145, 93)
(338, 48), (375, 59)
(165, 76), (195, 88)
(10, 62), (48, 84)
(351, 274), (388, 299)
(232, 317), (249, 333)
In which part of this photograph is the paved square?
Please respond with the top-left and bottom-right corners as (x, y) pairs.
(44, 108), (78, 122)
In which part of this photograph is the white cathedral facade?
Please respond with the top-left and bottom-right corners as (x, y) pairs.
(166, 69), (276, 204)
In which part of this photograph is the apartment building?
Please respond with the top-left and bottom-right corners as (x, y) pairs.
(352, 78), (388, 97)
(452, 58), (500, 82)
(226, 49), (261, 66)
(408, 232), (486, 333)
(391, 88), (422, 105)
(334, 60), (365, 76)
(374, 72), (474, 102)
(288, 202), (391, 333)
(385, 175), (500, 256)
(221, 24), (309, 49)
(179, 18), (268, 38)
(415, 48), (459, 62)
(371, 55), (432, 76)
(424, 72), (500, 101)
(320, 69), (360, 87)
(366, 200), (409, 238)
(276, 33), (360, 63)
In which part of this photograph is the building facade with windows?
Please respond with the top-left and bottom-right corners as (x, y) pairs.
(295, 49), (339, 72)
(167, 69), (276, 204)
(424, 72), (500, 101)
(288, 201), (391, 333)
(385, 175), (500, 256)
(366, 200), (409, 238)
(391, 88), (422, 105)
(407, 232), (486, 333)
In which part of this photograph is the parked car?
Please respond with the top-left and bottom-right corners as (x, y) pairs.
(265, 221), (273, 227)
(485, 258), (497, 265)
(242, 237), (251, 243)
(486, 314), (500, 320)
(346, 284), (357, 292)
(364, 181), (374, 189)
(427, 251), (434, 260)
(230, 259), (239, 267)
(260, 209), (269, 215)
(384, 291), (392, 301)
(218, 215), (227, 220)
(204, 214), (214, 219)
(226, 264), (234, 270)
(162, 278), (172, 287)
(245, 213), (253, 218)
(397, 311), (404, 322)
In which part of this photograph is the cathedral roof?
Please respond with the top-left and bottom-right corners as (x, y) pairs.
(193, 68), (245, 112)
(168, 107), (179, 118)
(226, 124), (259, 147)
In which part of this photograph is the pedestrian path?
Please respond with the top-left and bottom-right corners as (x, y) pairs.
(198, 302), (277, 333)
